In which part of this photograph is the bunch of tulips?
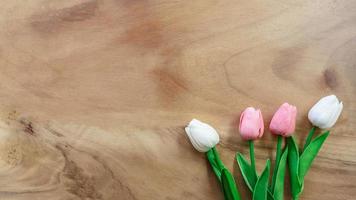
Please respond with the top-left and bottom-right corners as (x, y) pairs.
(185, 95), (343, 200)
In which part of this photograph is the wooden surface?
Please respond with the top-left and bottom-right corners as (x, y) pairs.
(0, 0), (355, 199)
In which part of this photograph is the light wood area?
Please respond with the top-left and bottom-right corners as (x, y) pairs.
(0, 0), (355, 199)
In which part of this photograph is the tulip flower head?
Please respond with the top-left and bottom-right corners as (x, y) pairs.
(269, 103), (297, 137)
(185, 119), (220, 152)
(239, 107), (264, 140)
(308, 95), (343, 129)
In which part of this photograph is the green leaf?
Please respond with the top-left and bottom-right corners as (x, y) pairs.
(236, 153), (257, 191)
(221, 168), (241, 200)
(267, 191), (274, 200)
(287, 137), (302, 198)
(253, 159), (270, 200)
(299, 131), (330, 181)
(236, 153), (275, 200)
(206, 149), (222, 182)
(273, 147), (289, 200)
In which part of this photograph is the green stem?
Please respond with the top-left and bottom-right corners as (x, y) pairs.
(271, 135), (282, 192)
(206, 149), (222, 182)
(249, 140), (256, 174)
(303, 126), (316, 152)
(212, 147), (225, 170)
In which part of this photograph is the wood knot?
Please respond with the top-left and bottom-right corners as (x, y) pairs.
(323, 68), (338, 89)
(19, 119), (35, 136)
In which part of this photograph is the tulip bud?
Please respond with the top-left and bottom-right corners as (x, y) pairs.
(239, 107), (264, 140)
(185, 119), (220, 152)
(269, 103), (297, 137)
(308, 95), (343, 129)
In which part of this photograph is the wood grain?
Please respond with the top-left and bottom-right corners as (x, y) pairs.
(0, 0), (355, 199)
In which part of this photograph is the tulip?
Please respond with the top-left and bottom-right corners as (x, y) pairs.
(269, 102), (296, 195)
(269, 103), (297, 137)
(239, 107), (264, 140)
(238, 107), (264, 181)
(287, 95), (342, 200)
(185, 119), (241, 200)
(308, 95), (343, 129)
(185, 119), (220, 152)
(303, 95), (343, 154)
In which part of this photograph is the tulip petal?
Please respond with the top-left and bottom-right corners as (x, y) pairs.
(285, 106), (297, 136)
(239, 110), (246, 131)
(239, 107), (264, 140)
(185, 119), (220, 152)
(258, 109), (264, 138)
(185, 127), (207, 152)
(270, 103), (296, 136)
(324, 95), (339, 104)
(308, 95), (343, 129)
(322, 102), (343, 129)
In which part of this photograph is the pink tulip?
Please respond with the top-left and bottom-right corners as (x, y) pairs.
(269, 103), (297, 137)
(239, 107), (264, 140)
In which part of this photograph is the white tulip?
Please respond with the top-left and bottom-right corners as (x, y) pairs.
(185, 119), (220, 152)
(308, 95), (343, 129)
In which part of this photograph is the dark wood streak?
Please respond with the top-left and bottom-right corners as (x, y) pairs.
(222, 48), (269, 104)
(54, 143), (137, 200)
(152, 67), (187, 102)
(71, 146), (137, 200)
(30, 0), (98, 34)
(0, 188), (57, 195)
(45, 125), (64, 137)
(87, 154), (137, 200)
(55, 144), (103, 200)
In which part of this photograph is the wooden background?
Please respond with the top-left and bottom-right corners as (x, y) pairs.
(0, 0), (355, 199)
